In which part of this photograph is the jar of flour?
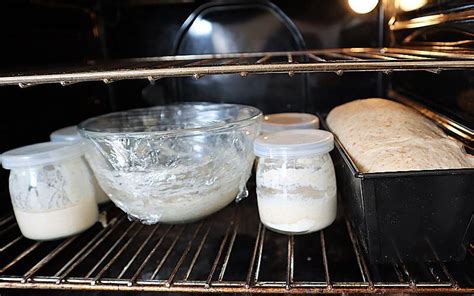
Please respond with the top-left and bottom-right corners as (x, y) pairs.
(253, 129), (337, 235)
(2, 142), (98, 240)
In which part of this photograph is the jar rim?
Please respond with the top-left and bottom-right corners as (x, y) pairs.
(261, 113), (319, 134)
(1, 142), (83, 169)
(50, 125), (81, 143)
(254, 129), (334, 158)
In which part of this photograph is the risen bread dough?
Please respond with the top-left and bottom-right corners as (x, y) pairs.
(326, 98), (474, 173)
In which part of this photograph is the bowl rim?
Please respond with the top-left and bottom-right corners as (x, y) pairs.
(78, 102), (262, 137)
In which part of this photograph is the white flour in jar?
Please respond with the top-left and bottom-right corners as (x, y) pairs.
(256, 154), (337, 234)
(8, 156), (98, 240)
(13, 197), (98, 240)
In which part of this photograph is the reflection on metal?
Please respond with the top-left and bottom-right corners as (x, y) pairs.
(0, 48), (473, 87)
(390, 90), (473, 148)
(390, 8), (474, 30)
(404, 41), (474, 50)
(0, 199), (472, 294)
(402, 27), (474, 49)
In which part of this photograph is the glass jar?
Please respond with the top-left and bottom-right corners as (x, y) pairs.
(1, 142), (99, 240)
(254, 129), (337, 235)
(255, 113), (320, 169)
(50, 125), (109, 204)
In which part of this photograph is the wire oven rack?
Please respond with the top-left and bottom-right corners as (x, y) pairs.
(0, 191), (473, 294)
(0, 47), (473, 294)
(0, 47), (474, 87)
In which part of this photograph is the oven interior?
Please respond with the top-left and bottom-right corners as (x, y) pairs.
(0, 0), (473, 294)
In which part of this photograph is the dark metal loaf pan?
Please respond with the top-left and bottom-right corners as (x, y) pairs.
(322, 118), (474, 263)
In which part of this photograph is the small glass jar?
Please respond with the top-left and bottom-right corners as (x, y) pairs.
(254, 113), (320, 172)
(254, 129), (337, 235)
(50, 125), (109, 204)
(1, 142), (99, 240)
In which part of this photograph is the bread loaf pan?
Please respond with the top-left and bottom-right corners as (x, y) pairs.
(323, 119), (474, 263)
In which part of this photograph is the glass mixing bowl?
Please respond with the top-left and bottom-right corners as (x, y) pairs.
(78, 103), (262, 224)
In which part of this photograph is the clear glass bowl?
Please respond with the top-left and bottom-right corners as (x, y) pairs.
(78, 103), (262, 224)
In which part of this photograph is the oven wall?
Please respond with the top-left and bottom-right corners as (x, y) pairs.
(385, 0), (474, 129)
(1, 0), (382, 214)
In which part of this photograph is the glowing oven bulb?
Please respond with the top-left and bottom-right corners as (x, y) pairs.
(347, 0), (379, 14)
(398, 0), (427, 11)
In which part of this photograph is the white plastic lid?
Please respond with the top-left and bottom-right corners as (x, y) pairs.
(50, 126), (81, 142)
(254, 129), (334, 158)
(261, 113), (319, 134)
(1, 142), (83, 169)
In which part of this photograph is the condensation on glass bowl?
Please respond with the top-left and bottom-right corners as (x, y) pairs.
(79, 103), (262, 224)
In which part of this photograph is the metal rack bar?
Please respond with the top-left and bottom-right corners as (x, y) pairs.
(345, 220), (373, 287)
(85, 221), (139, 278)
(256, 55), (272, 64)
(287, 53), (294, 63)
(206, 221), (233, 288)
(426, 238), (459, 288)
(117, 225), (160, 279)
(0, 223), (18, 237)
(0, 242), (42, 274)
(391, 239), (416, 288)
(54, 216), (124, 282)
(0, 48), (473, 87)
(306, 53), (326, 62)
(150, 226), (186, 280)
(323, 52), (364, 61)
(91, 224), (145, 284)
(286, 235), (294, 290)
(166, 223), (204, 287)
(0, 215), (14, 227)
(245, 223), (263, 288)
(128, 225), (173, 286)
(320, 231), (332, 289)
(183, 224), (213, 281)
(379, 52), (432, 60)
(22, 236), (78, 282)
(217, 217), (239, 281)
(347, 52), (398, 60)
(390, 8), (474, 31)
(0, 235), (23, 252)
(381, 48), (474, 59)
(0, 281), (473, 293)
(254, 226), (266, 285)
(393, 263), (406, 283)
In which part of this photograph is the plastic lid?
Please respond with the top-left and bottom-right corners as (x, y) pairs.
(50, 126), (81, 142)
(254, 129), (334, 158)
(1, 142), (83, 169)
(261, 113), (319, 134)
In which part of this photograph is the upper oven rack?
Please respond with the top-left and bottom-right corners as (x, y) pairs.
(1, 47), (474, 88)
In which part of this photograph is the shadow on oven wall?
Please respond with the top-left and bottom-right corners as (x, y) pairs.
(142, 0), (382, 112)
(0, 0), (381, 214)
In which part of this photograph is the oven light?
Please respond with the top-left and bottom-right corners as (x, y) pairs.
(190, 19), (213, 36)
(398, 0), (427, 11)
(347, 0), (379, 14)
